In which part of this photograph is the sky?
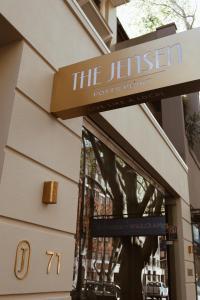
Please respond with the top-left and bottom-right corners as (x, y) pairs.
(117, 0), (200, 38)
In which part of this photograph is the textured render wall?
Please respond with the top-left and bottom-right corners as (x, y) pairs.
(0, 1), (195, 300)
(0, 0), (102, 68)
(0, 42), (23, 182)
(0, 43), (80, 298)
(0, 0), (102, 299)
(187, 149), (200, 209)
(185, 150), (200, 300)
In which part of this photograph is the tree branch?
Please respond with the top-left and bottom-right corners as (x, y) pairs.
(105, 238), (121, 281)
(117, 162), (138, 215)
(86, 130), (124, 216)
(137, 184), (155, 216)
(86, 132), (108, 183)
(142, 0), (196, 30)
(142, 193), (164, 263)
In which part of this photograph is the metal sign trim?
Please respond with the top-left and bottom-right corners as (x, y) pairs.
(51, 28), (200, 119)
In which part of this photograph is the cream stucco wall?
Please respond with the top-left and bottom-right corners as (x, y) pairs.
(0, 42), (23, 181)
(0, 0), (195, 299)
(187, 149), (200, 209)
(0, 0), (102, 298)
(0, 0), (103, 68)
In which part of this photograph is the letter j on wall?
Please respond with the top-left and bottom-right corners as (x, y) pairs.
(51, 28), (200, 119)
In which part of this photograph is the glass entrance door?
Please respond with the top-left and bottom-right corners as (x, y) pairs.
(72, 127), (170, 300)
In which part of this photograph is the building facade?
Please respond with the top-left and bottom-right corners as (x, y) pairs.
(0, 0), (196, 299)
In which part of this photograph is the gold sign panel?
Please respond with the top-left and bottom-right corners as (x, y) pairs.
(51, 28), (200, 119)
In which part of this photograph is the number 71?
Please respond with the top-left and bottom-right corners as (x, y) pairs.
(46, 251), (61, 275)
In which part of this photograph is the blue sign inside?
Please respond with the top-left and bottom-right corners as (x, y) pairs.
(92, 216), (166, 237)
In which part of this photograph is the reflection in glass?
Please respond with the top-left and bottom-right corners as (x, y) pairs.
(72, 128), (169, 300)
